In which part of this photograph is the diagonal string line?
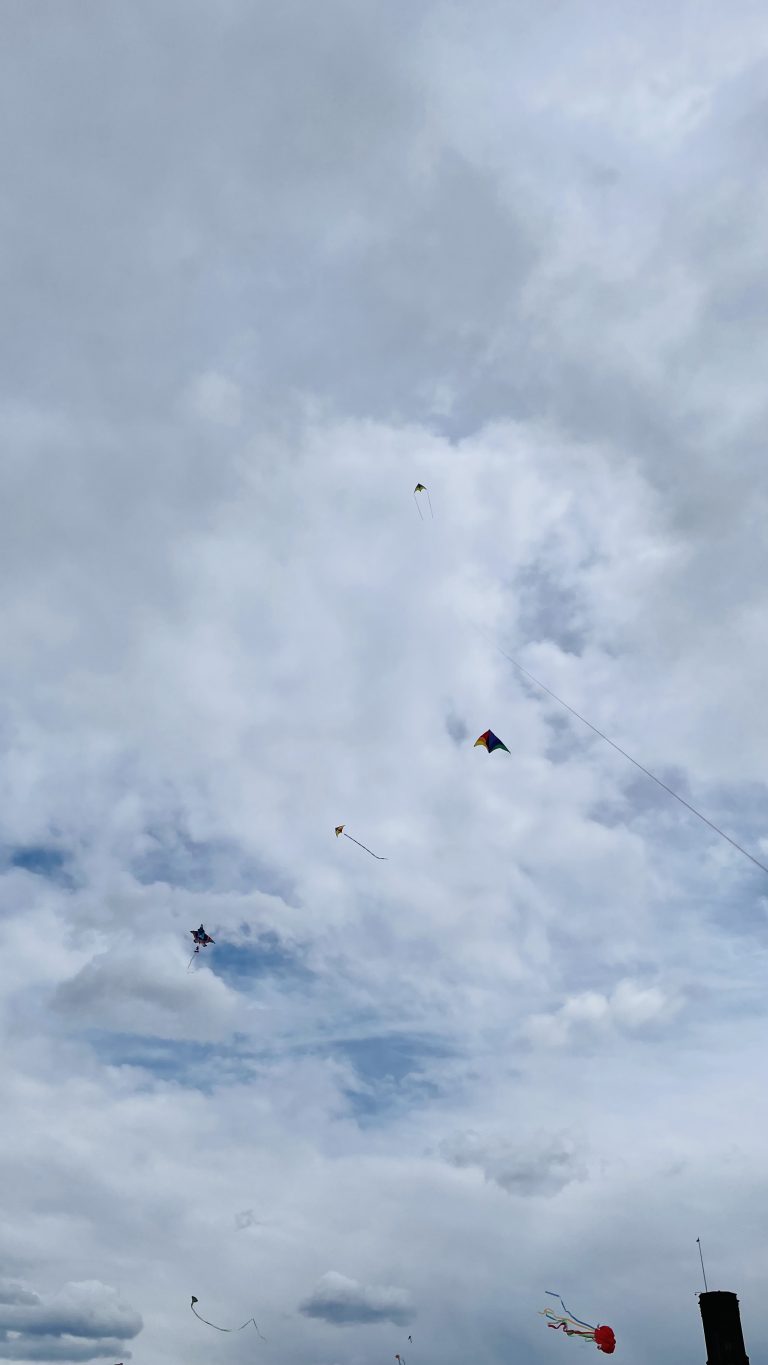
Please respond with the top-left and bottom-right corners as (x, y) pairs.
(487, 635), (768, 879)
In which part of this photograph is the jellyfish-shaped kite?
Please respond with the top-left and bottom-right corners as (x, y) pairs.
(413, 483), (433, 519)
(474, 729), (510, 754)
(542, 1294), (615, 1354)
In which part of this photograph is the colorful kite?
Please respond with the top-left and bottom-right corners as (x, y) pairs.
(335, 825), (387, 860)
(542, 1293), (615, 1354)
(190, 1296), (266, 1340)
(188, 925), (215, 969)
(190, 925), (214, 953)
(474, 729), (510, 754)
(413, 483), (433, 519)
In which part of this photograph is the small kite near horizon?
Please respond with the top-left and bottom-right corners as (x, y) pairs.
(335, 825), (387, 860)
(474, 729), (510, 754)
(190, 1296), (266, 1340)
(413, 483), (433, 518)
(542, 1293), (615, 1354)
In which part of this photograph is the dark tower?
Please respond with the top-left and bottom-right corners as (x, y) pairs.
(699, 1292), (749, 1365)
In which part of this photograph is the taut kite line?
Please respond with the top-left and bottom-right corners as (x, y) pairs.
(335, 825), (387, 860)
(486, 636), (768, 879)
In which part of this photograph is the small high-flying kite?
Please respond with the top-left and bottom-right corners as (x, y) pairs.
(413, 483), (433, 519)
(474, 729), (510, 754)
(190, 1296), (266, 1340)
(542, 1293), (615, 1354)
(190, 925), (214, 953)
(188, 925), (215, 969)
(335, 825), (387, 860)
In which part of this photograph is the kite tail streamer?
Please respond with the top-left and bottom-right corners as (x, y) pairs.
(343, 832), (388, 860)
(545, 1293), (595, 1331)
(426, 489), (434, 518)
(543, 1314), (594, 1340)
(186, 953), (197, 972)
(191, 1300), (266, 1340)
(413, 491), (424, 520)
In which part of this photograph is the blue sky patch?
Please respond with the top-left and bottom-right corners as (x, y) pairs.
(8, 845), (75, 887)
(208, 933), (314, 988)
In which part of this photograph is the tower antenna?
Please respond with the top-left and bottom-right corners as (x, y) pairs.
(697, 1238), (709, 1293)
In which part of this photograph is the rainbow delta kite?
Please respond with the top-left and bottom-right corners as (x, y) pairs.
(474, 729), (510, 754)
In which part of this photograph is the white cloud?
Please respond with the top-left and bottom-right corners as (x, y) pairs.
(52, 942), (242, 1041)
(525, 980), (681, 1047)
(183, 372), (243, 427)
(0, 3), (767, 1364)
(440, 1130), (587, 1197)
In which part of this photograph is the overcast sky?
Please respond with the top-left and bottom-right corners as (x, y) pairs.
(2, 2), (768, 1362)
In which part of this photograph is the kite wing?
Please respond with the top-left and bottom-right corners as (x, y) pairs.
(474, 729), (510, 753)
(335, 825), (344, 837)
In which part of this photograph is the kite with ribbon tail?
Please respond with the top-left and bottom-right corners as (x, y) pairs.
(335, 825), (387, 860)
(190, 1296), (266, 1340)
(413, 483), (433, 519)
(541, 1293), (615, 1354)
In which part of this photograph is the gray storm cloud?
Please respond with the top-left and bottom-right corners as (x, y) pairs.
(0, 1280), (141, 1362)
(299, 1272), (414, 1327)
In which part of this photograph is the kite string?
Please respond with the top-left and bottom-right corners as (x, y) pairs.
(485, 632), (768, 880)
(413, 491), (423, 520)
(426, 489), (434, 519)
